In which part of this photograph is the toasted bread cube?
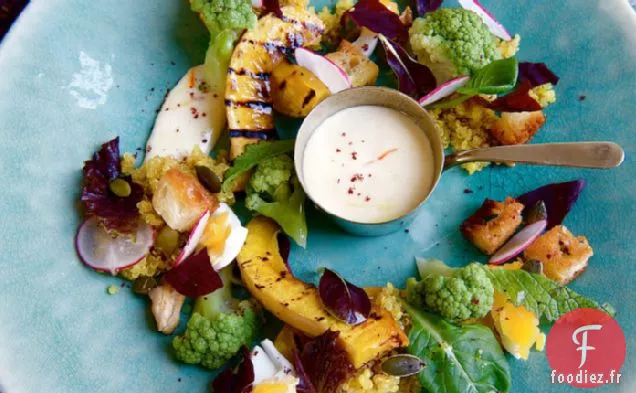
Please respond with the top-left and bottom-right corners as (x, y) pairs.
(461, 197), (524, 255)
(523, 225), (593, 285)
(489, 111), (546, 145)
(325, 40), (379, 87)
(152, 168), (218, 232)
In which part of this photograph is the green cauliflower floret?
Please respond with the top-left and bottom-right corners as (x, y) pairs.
(246, 154), (307, 247)
(405, 262), (494, 322)
(172, 268), (260, 369)
(409, 8), (502, 83)
(191, 0), (257, 34)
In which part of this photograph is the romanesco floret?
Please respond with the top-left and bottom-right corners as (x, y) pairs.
(249, 154), (294, 197)
(172, 269), (261, 369)
(405, 262), (494, 322)
(529, 83), (557, 108)
(191, 0), (257, 34)
(409, 8), (501, 83)
(245, 154), (307, 246)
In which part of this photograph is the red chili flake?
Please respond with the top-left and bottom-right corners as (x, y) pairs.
(164, 107), (169, 111)
(350, 173), (364, 182)
(365, 196), (371, 202)
(190, 107), (196, 114)
(146, 145), (152, 153)
(348, 141), (353, 146)
(361, 43), (369, 51)
(194, 114), (199, 119)
(189, 92), (195, 98)
(347, 187), (354, 194)
(336, 148), (341, 153)
(202, 113), (207, 117)
(351, 152), (358, 160)
(341, 132), (346, 137)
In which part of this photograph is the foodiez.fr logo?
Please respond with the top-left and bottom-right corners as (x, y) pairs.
(546, 308), (626, 388)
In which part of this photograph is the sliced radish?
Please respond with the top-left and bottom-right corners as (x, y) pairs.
(175, 210), (211, 265)
(489, 219), (547, 265)
(75, 217), (155, 275)
(458, 0), (512, 41)
(418, 76), (470, 107)
(352, 28), (378, 57)
(294, 47), (352, 94)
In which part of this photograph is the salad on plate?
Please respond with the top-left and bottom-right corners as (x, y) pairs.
(74, 0), (616, 392)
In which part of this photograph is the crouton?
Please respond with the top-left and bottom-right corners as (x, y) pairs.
(489, 111), (546, 145)
(461, 197), (524, 255)
(523, 225), (593, 285)
(152, 168), (219, 232)
(325, 40), (379, 87)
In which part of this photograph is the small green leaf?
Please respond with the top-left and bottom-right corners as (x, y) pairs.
(221, 140), (295, 192)
(457, 57), (519, 96)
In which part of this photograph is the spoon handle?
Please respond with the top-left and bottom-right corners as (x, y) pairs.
(444, 142), (624, 170)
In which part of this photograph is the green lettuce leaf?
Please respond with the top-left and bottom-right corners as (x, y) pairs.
(484, 267), (616, 322)
(403, 301), (511, 393)
(221, 140), (295, 191)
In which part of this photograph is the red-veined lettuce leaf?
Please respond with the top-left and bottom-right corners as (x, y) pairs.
(318, 269), (371, 325)
(81, 137), (143, 234)
(379, 35), (436, 99)
(292, 350), (317, 393)
(210, 346), (255, 393)
(341, 0), (409, 44)
(298, 330), (355, 393)
(519, 62), (559, 87)
(517, 179), (585, 229)
(165, 248), (223, 297)
(482, 80), (542, 112)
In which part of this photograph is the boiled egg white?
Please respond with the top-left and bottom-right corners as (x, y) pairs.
(251, 339), (298, 393)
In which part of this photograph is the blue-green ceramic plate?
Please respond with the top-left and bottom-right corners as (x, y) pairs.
(0, 1), (634, 392)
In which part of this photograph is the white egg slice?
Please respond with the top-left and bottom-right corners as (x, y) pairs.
(251, 340), (298, 393)
(204, 203), (248, 271)
(145, 65), (224, 160)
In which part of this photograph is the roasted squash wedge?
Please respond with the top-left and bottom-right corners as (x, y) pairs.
(271, 62), (331, 118)
(238, 217), (408, 368)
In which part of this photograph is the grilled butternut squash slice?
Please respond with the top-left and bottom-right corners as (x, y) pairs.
(237, 217), (408, 368)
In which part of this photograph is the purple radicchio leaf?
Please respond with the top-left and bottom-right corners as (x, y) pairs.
(210, 347), (255, 393)
(318, 269), (371, 325)
(165, 248), (224, 298)
(415, 0), (443, 16)
(517, 179), (586, 229)
(298, 330), (355, 393)
(81, 137), (143, 234)
(378, 35), (436, 99)
(341, 0), (409, 44)
(519, 62), (559, 87)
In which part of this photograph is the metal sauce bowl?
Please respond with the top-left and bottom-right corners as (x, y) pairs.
(294, 86), (624, 236)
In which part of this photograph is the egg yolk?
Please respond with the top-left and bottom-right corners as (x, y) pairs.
(201, 212), (231, 256)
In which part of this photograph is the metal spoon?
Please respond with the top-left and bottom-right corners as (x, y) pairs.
(444, 141), (624, 170)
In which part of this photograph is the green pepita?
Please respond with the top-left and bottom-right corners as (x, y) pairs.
(522, 259), (544, 275)
(526, 200), (547, 224)
(155, 226), (180, 255)
(109, 178), (132, 197)
(380, 354), (425, 377)
(195, 165), (222, 194)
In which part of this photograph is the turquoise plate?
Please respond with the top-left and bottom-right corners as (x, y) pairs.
(0, 1), (634, 392)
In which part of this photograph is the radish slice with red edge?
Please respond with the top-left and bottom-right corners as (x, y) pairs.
(352, 28), (378, 57)
(175, 210), (211, 266)
(294, 48), (352, 93)
(75, 217), (155, 275)
(418, 76), (470, 107)
(489, 219), (547, 265)
(458, 0), (512, 41)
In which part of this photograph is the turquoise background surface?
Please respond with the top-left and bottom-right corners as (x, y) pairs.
(0, 0), (634, 392)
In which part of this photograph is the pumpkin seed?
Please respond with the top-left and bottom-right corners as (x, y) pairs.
(155, 226), (180, 255)
(523, 259), (544, 275)
(132, 276), (158, 295)
(109, 178), (132, 197)
(380, 354), (425, 377)
(195, 165), (222, 194)
(526, 200), (547, 224)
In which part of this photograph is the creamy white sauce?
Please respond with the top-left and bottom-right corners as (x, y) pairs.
(145, 65), (224, 160)
(303, 106), (435, 224)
